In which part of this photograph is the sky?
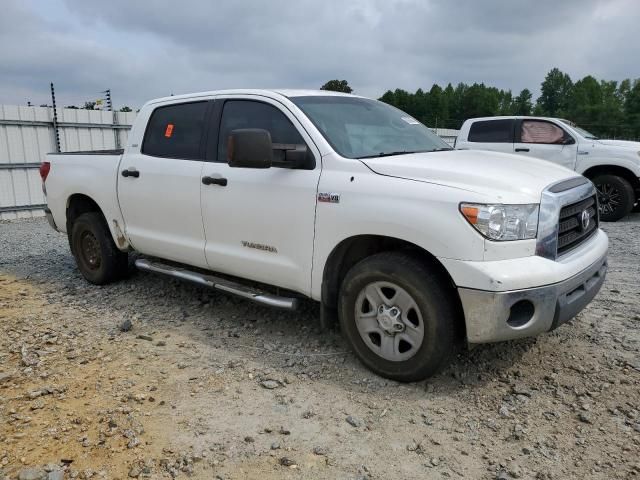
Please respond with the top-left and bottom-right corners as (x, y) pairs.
(0, 0), (638, 109)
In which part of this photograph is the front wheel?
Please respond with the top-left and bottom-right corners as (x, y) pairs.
(592, 174), (634, 222)
(338, 252), (459, 382)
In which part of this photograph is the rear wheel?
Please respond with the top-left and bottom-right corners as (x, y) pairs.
(592, 174), (634, 222)
(338, 252), (458, 382)
(71, 212), (128, 284)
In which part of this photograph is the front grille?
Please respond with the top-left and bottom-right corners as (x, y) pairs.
(556, 195), (598, 256)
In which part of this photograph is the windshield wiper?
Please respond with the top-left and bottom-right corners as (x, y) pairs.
(355, 148), (452, 159)
(356, 151), (417, 159)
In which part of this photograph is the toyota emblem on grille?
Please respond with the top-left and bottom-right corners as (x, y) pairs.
(581, 209), (590, 230)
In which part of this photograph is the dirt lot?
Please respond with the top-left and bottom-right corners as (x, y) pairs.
(0, 216), (639, 480)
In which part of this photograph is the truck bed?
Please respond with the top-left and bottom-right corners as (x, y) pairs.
(45, 150), (125, 237)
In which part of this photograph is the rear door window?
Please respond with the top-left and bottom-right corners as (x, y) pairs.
(468, 119), (514, 143)
(142, 101), (208, 159)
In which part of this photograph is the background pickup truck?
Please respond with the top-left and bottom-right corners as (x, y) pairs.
(41, 90), (608, 381)
(455, 116), (640, 221)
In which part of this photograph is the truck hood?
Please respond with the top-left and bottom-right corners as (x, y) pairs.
(596, 139), (640, 149)
(361, 150), (579, 203)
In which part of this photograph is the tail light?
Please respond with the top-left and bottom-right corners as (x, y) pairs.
(40, 161), (51, 196)
(39, 162), (51, 182)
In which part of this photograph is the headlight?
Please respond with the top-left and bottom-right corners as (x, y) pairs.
(460, 203), (539, 241)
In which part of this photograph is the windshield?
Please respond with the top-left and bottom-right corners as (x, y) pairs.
(571, 125), (598, 140)
(291, 96), (451, 159)
(559, 119), (598, 139)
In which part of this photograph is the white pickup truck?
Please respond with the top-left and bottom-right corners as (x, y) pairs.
(456, 116), (640, 221)
(41, 90), (608, 381)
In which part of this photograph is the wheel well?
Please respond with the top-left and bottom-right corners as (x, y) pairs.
(66, 194), (104, 228)
(65, 194), (107, 251)
(321, 235), (465, 335)
(582, 166), (640, 196)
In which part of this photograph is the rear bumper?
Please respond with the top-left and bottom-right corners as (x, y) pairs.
(44, 207), (58, 231)
(459, 251), (607, 344)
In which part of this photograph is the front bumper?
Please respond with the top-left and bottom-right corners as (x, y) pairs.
(459, 251), (607, 344)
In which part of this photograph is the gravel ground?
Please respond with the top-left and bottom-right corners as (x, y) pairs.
(0, 215), (639, 480)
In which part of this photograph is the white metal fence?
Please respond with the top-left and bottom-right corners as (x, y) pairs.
(431, 128), (459, 146)
(0, 105), (135, 220)
(0, 103), (459, 220)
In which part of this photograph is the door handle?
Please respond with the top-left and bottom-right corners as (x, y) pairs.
(202, 176), (227, 186)
(515, 148), (530, 152)
(121, 168), (140, 178)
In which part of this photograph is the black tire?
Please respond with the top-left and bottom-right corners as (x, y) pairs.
(592, 174), (634, 222)
(70, 212), (128, 285)
(338, 251), (458, 382)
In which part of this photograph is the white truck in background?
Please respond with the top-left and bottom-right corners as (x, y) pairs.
(41, 90), (608, 381)
(455, 116), (640, 221)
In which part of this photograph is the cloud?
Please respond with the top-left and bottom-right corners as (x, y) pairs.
(0, 0), (637, 108)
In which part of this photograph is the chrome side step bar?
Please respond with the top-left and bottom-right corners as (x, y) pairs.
(134, 258), (299, 310)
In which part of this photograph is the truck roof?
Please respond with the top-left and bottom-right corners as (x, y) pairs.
(147, 89), (362, 105)
(463, 115), (565, 123)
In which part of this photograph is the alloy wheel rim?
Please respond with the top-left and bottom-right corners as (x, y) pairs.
(596, 183), (621, 216)
(354, 281), (425, 362)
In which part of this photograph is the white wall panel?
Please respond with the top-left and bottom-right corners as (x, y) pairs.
(0, 104), (135, 215)
(0, 171), (15, 207)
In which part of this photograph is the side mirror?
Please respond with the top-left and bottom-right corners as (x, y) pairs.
(284, 145), (315, 169)
(228, 129), (272, 168)
(272, 143), (315, 170)
(562, 136), (576, 145)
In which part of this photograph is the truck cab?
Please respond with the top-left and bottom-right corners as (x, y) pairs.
(456, 116), (640, 221)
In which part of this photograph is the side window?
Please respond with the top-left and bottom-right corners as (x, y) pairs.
(217, 100), (305, 164)
(142, 102), (208, 159)
(468, 119), (514, 143)
(520, 120), (566, 144)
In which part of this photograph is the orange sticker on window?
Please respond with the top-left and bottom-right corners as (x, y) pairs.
(164, 124), (174, 138)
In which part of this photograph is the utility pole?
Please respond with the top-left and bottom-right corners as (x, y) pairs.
(50, 83), (61, 153)
(103, 89), (120, 149)
(102, 89), (112, 111)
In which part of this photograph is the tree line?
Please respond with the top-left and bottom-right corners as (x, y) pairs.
(322, 68), (640, 139)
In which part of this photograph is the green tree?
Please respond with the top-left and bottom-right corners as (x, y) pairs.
(320, 80), (353, 93)
(537, 68), (573, 116)
(376, 73), (638, 138)
(497, 90), (513, 115)
(568, 75), (601, 126)
(598, 80), (624, 137)
(512, 89), (533, 115)
(119, 106), (133, 112)
(617, 79), (631, 106)
(427, 84), (447, 127)
(459, 83), (500, 119)
(442, 83), (457, 127)
(624, 79), (640, 138)
(83, 101), (96, 110)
